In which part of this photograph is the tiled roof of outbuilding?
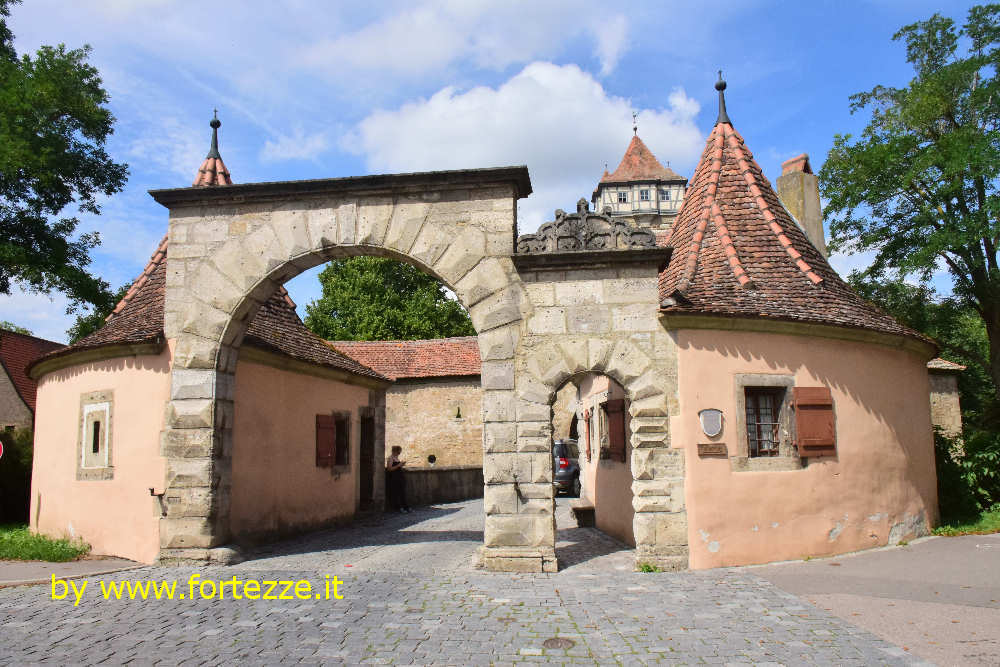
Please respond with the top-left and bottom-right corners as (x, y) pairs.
(600, 135), (685, 184)
(0, 329), (65, 413)
(658, 90), (930, 346)
(329, 337), (481, 380)
(927, 358), (966, 372)
(30, 241), (386, 382)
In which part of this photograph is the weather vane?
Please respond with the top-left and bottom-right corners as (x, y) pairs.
(632, 111), (638, 135)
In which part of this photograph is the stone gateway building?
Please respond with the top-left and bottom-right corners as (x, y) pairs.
(28, 80), (939, 572)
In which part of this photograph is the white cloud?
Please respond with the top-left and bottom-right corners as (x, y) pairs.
(594, 14), (628, 76)
(299, 1), (631, 78)
(261, 129), (331, 163)
(344, 62), (704, 231)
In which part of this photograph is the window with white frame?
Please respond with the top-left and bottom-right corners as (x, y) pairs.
(639, 189), (650, 201)
(660, 189), (671, 201)
(617, 191), (628, 203)
(78, 391), (114, 480)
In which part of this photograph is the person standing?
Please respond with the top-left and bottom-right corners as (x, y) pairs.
(386, 446), (410, 512)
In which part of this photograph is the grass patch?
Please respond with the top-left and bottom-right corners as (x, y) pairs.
(933, 506), (1000, 537)
(636, 562), (662, 573)
(0, 524), (90, 562)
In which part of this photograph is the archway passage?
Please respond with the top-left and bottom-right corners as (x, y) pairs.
(151, 168), (552, 570)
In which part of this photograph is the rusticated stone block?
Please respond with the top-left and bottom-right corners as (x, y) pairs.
(161, 428), (217, 458)
(483, 515), (553, 548)
(484, 422), (517, 453)
(159, 517), (220, 549)
(355, 198), (393, 246)
(476, 324), (518, 361)
(481, 360), (514, 390)
(469, 284), (524, 333)
(165, 457), (213, 488)
(566, 306), (609, 334)
(454, 257), (510, 308)
(482, 390), (515, 423)
(167, 399), (214, 430)
(434, 226), (486, 287)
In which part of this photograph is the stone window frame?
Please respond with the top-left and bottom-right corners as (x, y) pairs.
(77, 390), (114, 481)
(731, 374), (802, 472)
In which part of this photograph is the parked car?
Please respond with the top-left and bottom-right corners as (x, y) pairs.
(552, 439), (581, 497)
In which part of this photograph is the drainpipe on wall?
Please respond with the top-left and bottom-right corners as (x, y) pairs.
(776, 154), (827, 258)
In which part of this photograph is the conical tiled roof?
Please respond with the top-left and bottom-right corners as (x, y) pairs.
(600, 135), (685, 184)
(658, 89), (929, 345)
(193, 112), (232, 187)
(30, 241), (386, 382)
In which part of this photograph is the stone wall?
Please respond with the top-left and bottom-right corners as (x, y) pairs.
(504, 254), (688, 571)
(386, 377), (482, 468)
(0, 369), (32, 429)
(402, 465), (484, 507)
(928, 371), (962, 438)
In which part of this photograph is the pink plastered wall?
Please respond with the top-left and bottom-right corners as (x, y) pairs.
(229, 359), (371, 540)
(575, 374), (634, 546)
(675, 328), (938, 569)
(30, 348), (172, 564)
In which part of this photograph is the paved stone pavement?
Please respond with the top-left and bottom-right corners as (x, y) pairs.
(755, 531), (1000, 666)
(0, 499), (927, 665)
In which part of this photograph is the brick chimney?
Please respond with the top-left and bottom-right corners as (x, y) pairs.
(776, 154), (826, 257)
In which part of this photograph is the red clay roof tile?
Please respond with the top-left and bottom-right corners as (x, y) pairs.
(659, 117), (930, 345)
(0, 329), (64, 413)
(329, 338), (481, 380)
(30, 241), (385, 382)
(600, 135), (685, 184)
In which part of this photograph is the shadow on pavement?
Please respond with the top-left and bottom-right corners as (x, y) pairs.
(235, 504), (481, 563)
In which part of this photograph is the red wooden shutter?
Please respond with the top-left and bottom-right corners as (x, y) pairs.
(583, 408), (592, 462)
(316, 414), (335, 467)
(604, 399), (627, 462)
(793, 387), (836, 457)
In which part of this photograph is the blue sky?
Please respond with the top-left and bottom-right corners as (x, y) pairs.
(2, 0), (977, 342)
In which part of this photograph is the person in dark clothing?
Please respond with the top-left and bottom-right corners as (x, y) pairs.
(386, 446), (410, 512)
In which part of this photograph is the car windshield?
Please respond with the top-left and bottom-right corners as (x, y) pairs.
(553, 440), (579, 459)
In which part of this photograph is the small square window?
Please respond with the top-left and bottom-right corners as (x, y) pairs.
(617, 191), (628, 203)
(640, 189), (650, 201)
(660, 189), (671, 201)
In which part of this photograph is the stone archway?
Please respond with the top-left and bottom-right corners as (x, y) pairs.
(152, 168), (554, 570)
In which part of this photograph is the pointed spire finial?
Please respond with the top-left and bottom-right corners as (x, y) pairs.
(206, 109), (222, 159)
(632, 110), (638, 135)
(715, 70), (731, 125)
(193, 109), (232, 186)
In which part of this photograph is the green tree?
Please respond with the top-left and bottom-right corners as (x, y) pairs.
(0, 320), (31, 335)
(820, 4), (1000, 396)
(848, 272), (995, 424)
(0, 0), (128, 312)
(304, 257), (475, 341)
(65, 282), (131, 343)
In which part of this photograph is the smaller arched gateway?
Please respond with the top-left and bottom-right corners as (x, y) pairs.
(28, 79), (940, 571)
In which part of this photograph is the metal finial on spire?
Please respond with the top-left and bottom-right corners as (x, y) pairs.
(206, 109), (222, 159)
(715, 70), (731, 125)
(632, 110), (638, 135)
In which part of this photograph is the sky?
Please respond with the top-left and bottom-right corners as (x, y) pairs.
(1, 0), (979, 343)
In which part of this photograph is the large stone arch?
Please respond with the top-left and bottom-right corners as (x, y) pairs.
(152, 168), (550, 570)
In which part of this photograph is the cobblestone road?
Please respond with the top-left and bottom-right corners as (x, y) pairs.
(0, 499), (928, 665)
